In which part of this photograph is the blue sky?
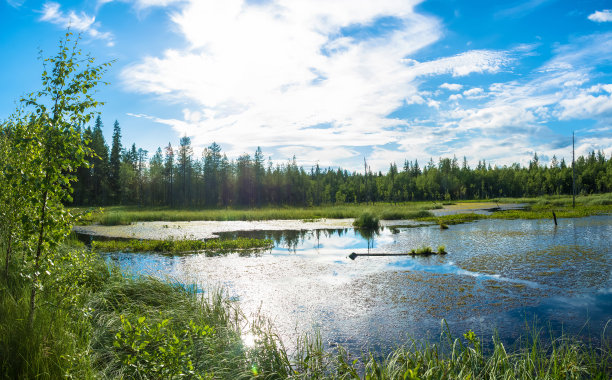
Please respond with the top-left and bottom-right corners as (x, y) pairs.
(1, 0), (611, 171)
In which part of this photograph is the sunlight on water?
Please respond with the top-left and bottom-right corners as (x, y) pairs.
(97, 215), (612, 353)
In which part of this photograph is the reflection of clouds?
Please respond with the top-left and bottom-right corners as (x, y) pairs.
(99, 216), (612, 354)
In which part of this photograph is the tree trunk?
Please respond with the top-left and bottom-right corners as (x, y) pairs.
(28, 189), (48, 328)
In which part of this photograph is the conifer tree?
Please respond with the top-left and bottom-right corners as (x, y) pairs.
(109, 120), (122, 201)
(91, 116), (110, 203)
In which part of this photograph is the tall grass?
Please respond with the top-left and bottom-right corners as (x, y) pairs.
(1, 243), (610, 379)
(77, 203), (436, 226)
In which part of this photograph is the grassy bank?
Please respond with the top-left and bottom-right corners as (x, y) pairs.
(75, 193), (612, 227)
(418, 193), (612, 226)
(91, 237), (274, 254)
(1, 243), (611, 379)
(75, 203), (436, 226)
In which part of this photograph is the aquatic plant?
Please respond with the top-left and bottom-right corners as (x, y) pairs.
(408, 245), (448, 256)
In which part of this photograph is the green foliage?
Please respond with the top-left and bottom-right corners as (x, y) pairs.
(0, 245), (107, 379)
(113, 315), (214, 379)
(69, 129), (612, 208)
(91, 237), (274, 254)
(0, 32), (111, 326)
(353, 211), (380, 229)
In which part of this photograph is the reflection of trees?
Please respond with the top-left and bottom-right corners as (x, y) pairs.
(216, 228), (354, 253)
(354, 227), (380, 252)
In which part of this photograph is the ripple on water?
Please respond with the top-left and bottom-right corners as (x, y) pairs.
(94, 215), (612, 354)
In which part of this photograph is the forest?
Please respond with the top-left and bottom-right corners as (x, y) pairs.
(73, 116), (612, 207)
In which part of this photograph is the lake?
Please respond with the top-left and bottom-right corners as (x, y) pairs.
(77, 214), (612, 354)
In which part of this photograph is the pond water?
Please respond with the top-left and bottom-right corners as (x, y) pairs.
(86, 215), (612, 353)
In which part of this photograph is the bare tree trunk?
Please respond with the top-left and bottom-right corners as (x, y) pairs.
(28, 189), (48, 328)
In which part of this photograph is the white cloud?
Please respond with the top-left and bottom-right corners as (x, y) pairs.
(39, 2), (114, 46)
(463, 87), (484, 98)
(122, 0), (517, 166)
(557, 91), (612, 120)
(588, 10), (612, 22)
(122, 0), (439, 155)
(410, 49), (511, 77)
(120, 1), (612, 170)
(440, 83), (463, 91)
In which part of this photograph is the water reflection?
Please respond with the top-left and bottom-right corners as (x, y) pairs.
(96, 215), (612, 354)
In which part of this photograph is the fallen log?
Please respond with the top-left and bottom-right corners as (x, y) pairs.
(349, 250), (447, 260)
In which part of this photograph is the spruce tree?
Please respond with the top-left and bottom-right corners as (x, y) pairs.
(91, 116), (110, 204)
(109, 120), (122, 202)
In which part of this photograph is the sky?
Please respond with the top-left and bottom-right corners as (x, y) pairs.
(1, 0), (611, 172)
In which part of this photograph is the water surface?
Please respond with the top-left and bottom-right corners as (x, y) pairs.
(94, 215), (612, 353)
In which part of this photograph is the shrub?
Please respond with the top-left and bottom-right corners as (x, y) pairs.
(353, 212), (380, 229)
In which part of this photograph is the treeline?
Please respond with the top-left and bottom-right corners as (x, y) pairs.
(73, 118), (612, 207)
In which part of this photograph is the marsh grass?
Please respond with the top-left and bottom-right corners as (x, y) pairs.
(74, 194), (612, 227)
(1, 243), (610, 379)
(76, 203), (436, 226)
(91, 237), (274, 254)
(407, 245), (447, 256)
(419, 213), (488, 225)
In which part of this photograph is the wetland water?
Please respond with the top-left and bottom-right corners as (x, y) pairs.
(76, 215), (612, 353)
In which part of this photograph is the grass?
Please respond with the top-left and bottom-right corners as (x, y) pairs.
(1, 243), (610, 378)
(91, 237), (274, 254)
(415, 193), (612, 226)
(418, 213), (488, 225)
(75, 193), (612, 228)
(74, 203), (437, 226)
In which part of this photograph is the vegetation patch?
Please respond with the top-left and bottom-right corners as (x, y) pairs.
(91, 237), (274, 254)
(352, 211), (380, 229)
(409, 245), (447, 256)
(418, 213), (487, 225)
(77, 203), (436, 226)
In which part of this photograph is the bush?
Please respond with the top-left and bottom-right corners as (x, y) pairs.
(353, 212), (380, 229)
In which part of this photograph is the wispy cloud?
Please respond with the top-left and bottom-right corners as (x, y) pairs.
(495, 0), (556, 19)
(97, 0), (184, 11)
(6, 0), (26, 8)
(588, 10), (612, 22)
(39, 2), (114, 46)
